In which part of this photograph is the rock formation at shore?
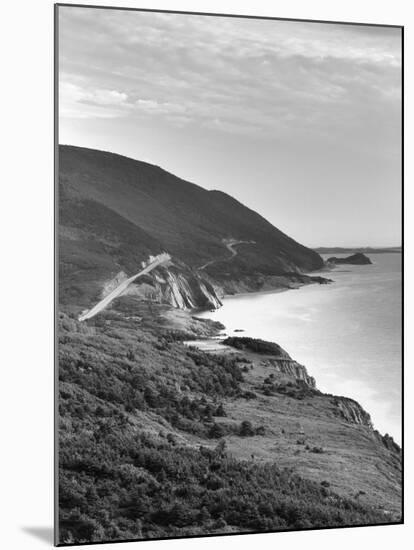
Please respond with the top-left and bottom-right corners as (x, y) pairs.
(222, 336), (317, 388)
(327, 252), (372, 265)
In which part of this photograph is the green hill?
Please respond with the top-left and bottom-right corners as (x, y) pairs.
(59, 145), (323, 307)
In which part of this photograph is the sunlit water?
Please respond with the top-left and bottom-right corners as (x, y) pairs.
(198, 253), (402, 443)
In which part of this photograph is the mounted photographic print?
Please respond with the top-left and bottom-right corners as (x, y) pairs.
(55, 4), (403, 546)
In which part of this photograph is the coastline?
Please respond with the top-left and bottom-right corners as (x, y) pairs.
(212, 271), (333, 302)
(187, 311), (400, 450)
(177, 298), (402, 518)
(58, 256), (402, 538)
(193, 258), (401, 444)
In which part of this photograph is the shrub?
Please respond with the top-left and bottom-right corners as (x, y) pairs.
(208, 423), (226, 439)
(255, 425), (266, 436)
(215, 403), (227, 417)
(241, 391), (257, 400)
(310, 446), (324, 454)
(239, 420), (255, 437)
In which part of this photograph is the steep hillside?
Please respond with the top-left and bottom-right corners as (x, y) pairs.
(59, 145), (324, 309)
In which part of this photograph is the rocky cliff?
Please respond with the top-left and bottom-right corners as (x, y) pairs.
(271, 359), (316, 389)
(219, 337), (376, 426)
(221, 337), (316, 389)
(125, 263), (222, 310)
(99, 262), (221, 312)
(330, 396), (373, 427)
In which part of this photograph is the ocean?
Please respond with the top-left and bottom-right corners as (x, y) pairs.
(198, 253), (402, 443)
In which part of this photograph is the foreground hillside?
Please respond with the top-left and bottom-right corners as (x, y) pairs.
(58, 300), (401, 544)
(59, 145), (324, 309)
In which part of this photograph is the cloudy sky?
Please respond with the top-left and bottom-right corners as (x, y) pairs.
(58, 6), (402, 247)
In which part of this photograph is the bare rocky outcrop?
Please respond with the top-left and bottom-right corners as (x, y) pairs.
(124, 264), (222, 310)
(331, 396), (373, 427)
(270, 359), (316, 389)
(375, 431), (401, 455)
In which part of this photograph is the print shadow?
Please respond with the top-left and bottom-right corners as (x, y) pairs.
(21, 526), (54, 544)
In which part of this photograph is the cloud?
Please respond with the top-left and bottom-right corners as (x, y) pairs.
(135, 99), (186, 115)
(60, 81), (129, 118)
(58, 6), (401, 142)
(90, 89), (128, 105)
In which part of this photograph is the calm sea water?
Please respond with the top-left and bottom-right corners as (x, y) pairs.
(198, 253), (402, 443)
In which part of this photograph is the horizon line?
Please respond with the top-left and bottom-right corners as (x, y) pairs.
(313, 245), (402, 250)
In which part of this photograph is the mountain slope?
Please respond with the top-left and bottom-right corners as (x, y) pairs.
(59, 145), (324, 309)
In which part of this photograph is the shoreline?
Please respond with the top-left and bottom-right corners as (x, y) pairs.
(192, 265), (401, 445)
(209, 270), (334, 307)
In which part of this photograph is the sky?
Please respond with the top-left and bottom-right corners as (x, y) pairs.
(58, 6), (402, 248)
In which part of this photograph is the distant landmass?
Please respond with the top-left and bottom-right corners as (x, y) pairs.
(327, 253), (372, 265)
(314, 246), (401, 254)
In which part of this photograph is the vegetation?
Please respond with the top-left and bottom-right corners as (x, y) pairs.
(60, 429), (387, 544)
(261, 378), (319, 400)
(58, 312), (392, 544)
(222, 336), (290, 356)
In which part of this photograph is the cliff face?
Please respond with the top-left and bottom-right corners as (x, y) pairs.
(331, 396), (373, 427)
(272, 359), (316, 389)
(103, 264), (222, 311)
(221, 337), (317, 389)
(219, 337), (376, 427)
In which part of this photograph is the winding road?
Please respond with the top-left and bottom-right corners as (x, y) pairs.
(198, 239), (255, 271)
(78, 253), (171, 321)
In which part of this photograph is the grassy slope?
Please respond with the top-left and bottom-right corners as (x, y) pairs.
(58, 302), (401, 544)
(59, 181), (165, 308)
(212, 356), (401, 514)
